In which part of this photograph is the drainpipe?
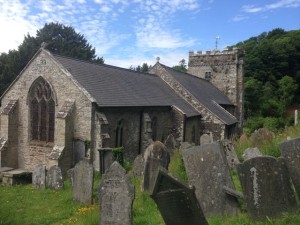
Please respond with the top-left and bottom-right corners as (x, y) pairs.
(138, 109), (144, 154)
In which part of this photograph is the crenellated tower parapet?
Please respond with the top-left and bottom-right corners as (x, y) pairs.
(188, 48), (244, 131)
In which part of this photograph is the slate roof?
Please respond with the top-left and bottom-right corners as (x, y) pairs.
(52, 54), (237, 124)
(161, 65), (238, 125)
(53, 54), (199, 117)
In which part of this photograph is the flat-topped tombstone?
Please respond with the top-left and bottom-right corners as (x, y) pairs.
(142, 141), (170, 192)
(237, 156), (297, 220)
(32, 164), (46, 189)
(98, 161), (134, 225)
(150, 168), (208, 225)
(279, 137), (300, 198)
(182, 141), (240, 217)
(47, 165), (64, 190)
(72, 159), (94, 204)
(242, 147), (262, 161)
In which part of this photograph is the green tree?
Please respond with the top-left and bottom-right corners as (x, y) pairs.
(0, 22), (103, 96)
(172, 59), (187, 72)
(278, 75), (298, 107)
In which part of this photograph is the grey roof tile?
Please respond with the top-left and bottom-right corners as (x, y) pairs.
(53, 55), (199, 117)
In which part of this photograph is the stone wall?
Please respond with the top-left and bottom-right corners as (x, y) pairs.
(188, 48), (244, 130)
(0, 49), (93, 170)
(100, 107), (173, 161)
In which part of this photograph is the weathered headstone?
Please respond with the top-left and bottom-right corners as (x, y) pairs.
(72, 159), (94, 204)
(98, 161), (134, 225)
(250, 128), (274, 144)
(179, 142), (194, 154)
(200, 133), (211, 145)
(32, 164), (46, 189)
(182, 141), (240, 217)
(279, 137), (300, 198)
(142, 141), (170, 192)
(151, 168), (208, 225)
(132, 154), (145, 177)
(47, 165), (64, 190)
(237, 156), (297, 220)
(164, 134), (176, 152)
(220, 139), (240, 169)
(242, 147), (262, 161)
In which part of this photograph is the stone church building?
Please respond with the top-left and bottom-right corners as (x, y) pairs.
(0, 47), (243, 175)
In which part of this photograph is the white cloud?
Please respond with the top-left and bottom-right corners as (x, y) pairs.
(242, 0), (300, 13)
(232, 15), (248, 22)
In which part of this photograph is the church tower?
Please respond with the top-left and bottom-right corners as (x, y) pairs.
(188, 48), (244, 131)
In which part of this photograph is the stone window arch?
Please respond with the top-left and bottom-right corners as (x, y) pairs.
(29, 77), (55, 142)
(115, 119), (124, 147)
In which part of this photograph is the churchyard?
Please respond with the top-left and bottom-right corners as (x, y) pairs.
(1, 126), (300, 225)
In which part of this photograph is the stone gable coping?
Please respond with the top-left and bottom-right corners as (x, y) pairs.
(152, 63), (222, 124)
(0, 100), (18, 115)
(56, 100), (75, 119)
(96, 112), (109, 124)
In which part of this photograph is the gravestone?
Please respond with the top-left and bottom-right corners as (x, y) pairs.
(132, 154), (145, 177)
(179, 142), (194, 154)
(32, 164), (46, 189)
(164, 134), (176, 152)
(237, 156), (297, 220)
(242, 147), (262, 161)
(98, 161), (134, 225)
(182, 141), (240, 217)
(200, 134), (211, 145)
(142, 141), (170, 192)
(72, 159), (94, 204)
(47, 165), (64, 190)
(150, 168), (208, 225)
(279, 137), (300, 198)
(220, 139), (240, 169)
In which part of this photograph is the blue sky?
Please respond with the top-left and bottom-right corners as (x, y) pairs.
(0, 0), (299, 68)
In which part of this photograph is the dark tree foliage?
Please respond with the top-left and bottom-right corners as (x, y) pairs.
(232, 28), (300, 120)
(130, 63), (151, 73)
(0, 22), (104, 96)
(172, 59), (187, 72)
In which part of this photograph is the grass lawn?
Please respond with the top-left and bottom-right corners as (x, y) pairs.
(1, 124), (300, 225)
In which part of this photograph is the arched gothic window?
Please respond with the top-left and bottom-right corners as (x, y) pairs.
(115, 119), (124, 147)
(29, 77), (55, 142)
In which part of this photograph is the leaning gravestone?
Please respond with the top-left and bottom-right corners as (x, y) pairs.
(72, 159), (94, 204)
(237, 156), (297, 220)
(142, 141), (170, 192)
(182, 141), (240, 217)
(150, 168), (208, 225)
(242, 147), (262, 161)
(279, 137), (300, 198)
(47, 165), (64, 190)
(98, 161), (134, 225)
(32, 164), (46, 189)
(220, 139), (240, 169)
